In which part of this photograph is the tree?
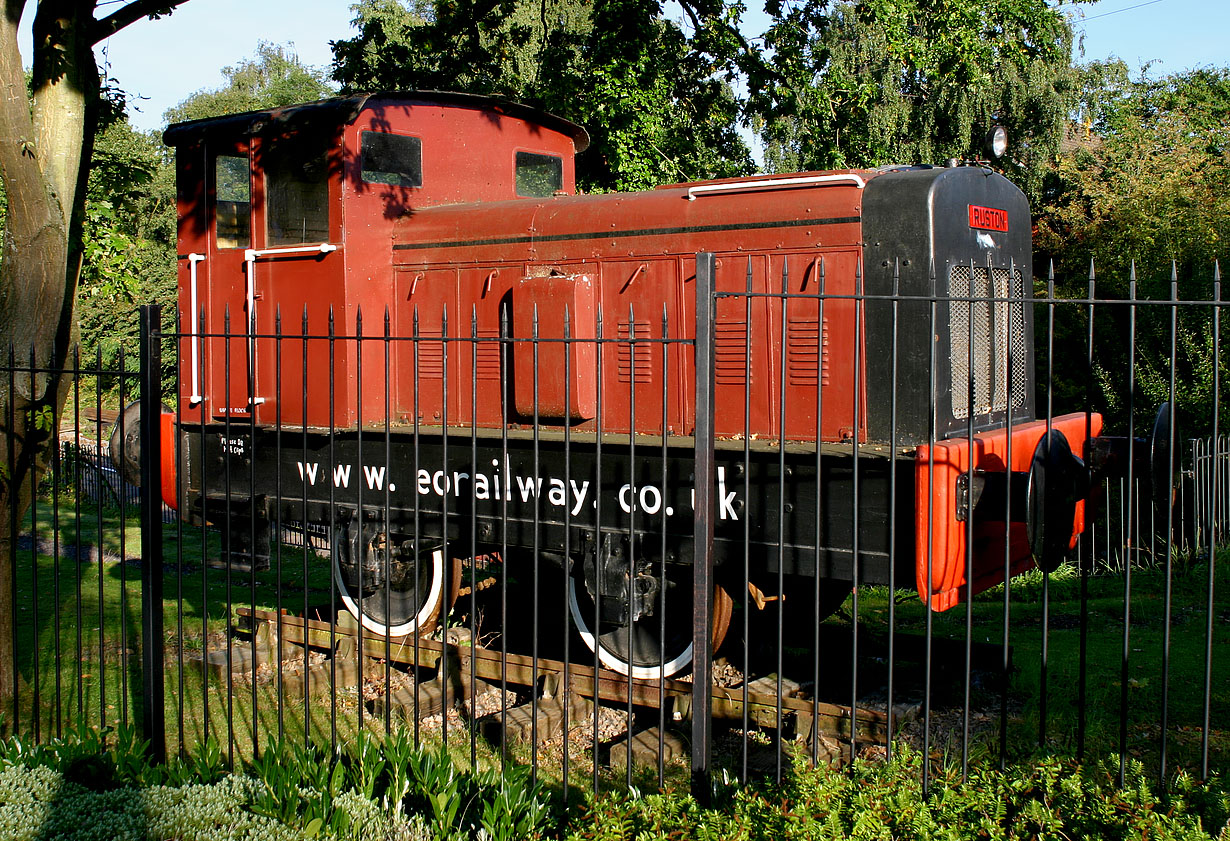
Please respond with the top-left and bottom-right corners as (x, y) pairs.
(1037, 62), (1230, 285)
(0, 1), (193, 712)
(163, 41), (335, 125)
(76, 119), (176, 377)
(752, 0), (1078, 201)
(1035, 61), (1230, 434)
(331, 0), (754, 192)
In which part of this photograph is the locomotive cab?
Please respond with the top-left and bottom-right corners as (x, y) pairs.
(164, 93), (588, 429)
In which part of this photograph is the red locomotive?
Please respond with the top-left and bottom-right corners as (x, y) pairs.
(147, 92), (1145, 679)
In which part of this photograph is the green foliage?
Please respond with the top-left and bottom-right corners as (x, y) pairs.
(163, 736), (227, 787)
(247, 739), (351, 837)
(1037, 62), (1230, 288)
(0, 764), (309, 841)
(563, 749), (1230, 840)
(332, 0), (753, 192)
(345, 729), (388, 801)
(475, 764), (550, 841)
(1, 718), (1227, 840)
(163, 41), (336, 125)
(753, 0), (1077, 201)
(333, 0), (1082, 194)
(0, 723), (159, 790)
(1035, 62), (1230, 436)
(0, 727), (440, 839)
(76, 118), (177, 384)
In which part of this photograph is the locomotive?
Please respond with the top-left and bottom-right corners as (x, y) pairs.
(133, 92), (1157, 680)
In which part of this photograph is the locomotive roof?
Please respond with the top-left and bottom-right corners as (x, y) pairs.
(162, 91), (590, 152)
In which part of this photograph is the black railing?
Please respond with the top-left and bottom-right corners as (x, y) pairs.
(1, 257), (1225, 806)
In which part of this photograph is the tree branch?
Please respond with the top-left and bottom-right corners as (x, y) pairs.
(675, 0), (783, 89)
(91, 0), (190, 45)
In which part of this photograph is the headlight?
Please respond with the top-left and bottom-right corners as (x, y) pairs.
(985, 126), (1008, 160)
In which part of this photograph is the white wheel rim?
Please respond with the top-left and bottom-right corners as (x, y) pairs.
(336, 547), (445, 637)
(567, 575), (693, 680)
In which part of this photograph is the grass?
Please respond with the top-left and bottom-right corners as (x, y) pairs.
(10, 492), (336, 758)
(6, 484), (1228, 803)
(832, 552), (1230, 779)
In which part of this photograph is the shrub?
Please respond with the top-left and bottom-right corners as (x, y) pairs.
(563, 748), (1230, 840)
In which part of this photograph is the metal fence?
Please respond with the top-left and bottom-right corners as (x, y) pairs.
(1, 260), (1225, 804)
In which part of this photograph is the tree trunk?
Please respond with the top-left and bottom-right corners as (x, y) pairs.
(0, 0), (96, 725)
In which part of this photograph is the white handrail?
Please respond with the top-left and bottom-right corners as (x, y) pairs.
(233, 244), (335, 408)
(242, 253), (267, 407)
(685, 174), (866, 201)
(244, 243), (338, 260)
(187, 253), (205, 404)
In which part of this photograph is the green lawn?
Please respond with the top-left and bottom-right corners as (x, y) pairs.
(8, 491), (1227, 792)
(838, 554), (1229, 778)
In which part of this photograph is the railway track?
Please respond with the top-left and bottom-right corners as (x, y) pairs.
(214, 606), (895, 765)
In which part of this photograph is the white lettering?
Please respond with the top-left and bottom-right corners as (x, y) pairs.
(516, 475), (543, 502)
(639, 485), (662, 515)
(570, 480), (590, 516)
(433, 470), (450, 495)
(548, 478), (567, 507)
(296, 462), (319, 485)
(474, 473), (491, 499)
(418, 468), (431, 495)
(333, 464), (351, 488)
(717, 466), (738, 520)
(363, 465), (386, 490)
(618, 484), (635, 513)
(452, 471), (470, 496)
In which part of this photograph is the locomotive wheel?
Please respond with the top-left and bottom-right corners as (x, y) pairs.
(334, 541), (461, 638)
(568, 567), (732, 680)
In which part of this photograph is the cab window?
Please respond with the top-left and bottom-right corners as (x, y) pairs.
(361, 131), (422, 187)
(515, 152), (562, 197)
(214, 154), (250, 249)
(265, 136), (330, 245)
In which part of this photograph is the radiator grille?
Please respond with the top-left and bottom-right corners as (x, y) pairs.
(415, 333), (445, 379)
(616, 320), (652, 384)
(786, 316), (829, 387)
(714, 321), (748, 385)
(949, 265), (1028, 420)
(473, 328), (501, 381)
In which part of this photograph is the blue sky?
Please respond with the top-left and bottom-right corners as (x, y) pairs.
(45, 0), (1230, 134)
(1066, 0), (1230, 73)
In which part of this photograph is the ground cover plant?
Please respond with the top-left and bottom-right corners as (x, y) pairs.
(563, 749), (1230, 840)
(0, 724), (1226, 840)
(0, 724), (552, 840)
